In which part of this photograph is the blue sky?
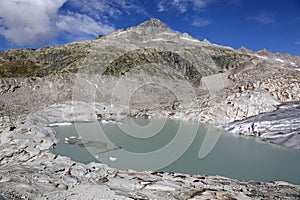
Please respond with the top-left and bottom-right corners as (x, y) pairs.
(0, 0), (300, 55)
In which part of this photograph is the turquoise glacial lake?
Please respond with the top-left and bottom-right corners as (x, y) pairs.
(50, 118), (300, 185)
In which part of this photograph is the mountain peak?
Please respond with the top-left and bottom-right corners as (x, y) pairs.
(138, 18), (168, 29)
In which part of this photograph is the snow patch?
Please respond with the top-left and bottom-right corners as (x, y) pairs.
(276, 58), (285, 63)
(211, 43), (234, 50)
(101, 119), (117, 124)
(256, 55), (268, 60)
(180, 36), (199, 43)
(114, 30), (126, 36)
(152, 38), (166, 41)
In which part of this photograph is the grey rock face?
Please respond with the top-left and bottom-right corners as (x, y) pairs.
(225, 102), (300, 149)
(138, 18), (169, 28)
(104, 48), (202, 87)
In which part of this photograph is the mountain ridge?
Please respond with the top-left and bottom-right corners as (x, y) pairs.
(1, 18), (299, 81)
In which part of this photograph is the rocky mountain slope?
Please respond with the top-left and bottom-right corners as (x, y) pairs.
(0, 18), (252, 78)
(1, 18), (300, 199)
(2, 19), (299, 79)
(1, 18), (300, 116)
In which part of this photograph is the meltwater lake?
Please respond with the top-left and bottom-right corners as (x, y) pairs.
(51, 118), (300, 185)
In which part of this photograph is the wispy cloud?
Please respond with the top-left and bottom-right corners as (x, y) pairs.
(157, 0), (240, 13)
(247, 13), (276, 24)
(172, 0), (189, 13)
(157, 1), (166, 12)
(295, 39), (300, 45)
(57, 12), (114, 36)
(67, 0), (143, 20)
(157, 0), (209, 13)
(191, 18), (211, 27)
(67, 0), (120, 19)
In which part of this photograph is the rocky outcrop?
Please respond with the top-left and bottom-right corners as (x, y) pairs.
(0, 43), (90, 78)
(238, 76), (300, 102)
(225, 102), (300, 149)
(0, 74), (74, 116)
(138, 18), (169, 28)
(206, 46), (252, 71)
(104, 48), (202, 87)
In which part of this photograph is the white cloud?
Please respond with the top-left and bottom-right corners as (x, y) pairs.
(57, 12), (114, 36)
(67, 0), (122, 19)
(157, 0), (241, 13)
(67, 0), (144, 19)
(0, 0), (144, 46)
(0, 0), (67, 46)
(172, 0), (189, 13)
(192, 18), (211, 27)
(157, 1), (167, 12)
(247, 13), (276, 24)
(192, 0), (208, 9)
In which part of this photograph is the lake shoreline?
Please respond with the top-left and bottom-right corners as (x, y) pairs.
(1, 102), (300, 199)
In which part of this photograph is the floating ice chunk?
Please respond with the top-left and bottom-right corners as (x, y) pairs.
(101, 119), (116, 124)
(49, 122), (72, 127)
(109, 156), (117, 161)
